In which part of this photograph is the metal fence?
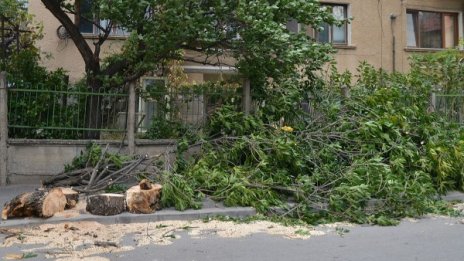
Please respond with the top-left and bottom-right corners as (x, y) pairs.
(434, 93), (464, 125)
(299, 88), (464, 126)
(6, 80), (243, 139)
(7, 83), (128, 139)
(11, 80), (463, 140)
(137, 87), (242, 136)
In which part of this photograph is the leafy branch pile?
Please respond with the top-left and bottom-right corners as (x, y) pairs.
(161, 54), (464, 225)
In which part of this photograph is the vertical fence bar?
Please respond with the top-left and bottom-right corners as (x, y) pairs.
(1, 17), (5, 67)
(127, 81), (136, 155)
(428, 92), (436, 113)
(0, 72), (8, 186)
(341, 85), (350, 99)
(243, 79), (251, 115)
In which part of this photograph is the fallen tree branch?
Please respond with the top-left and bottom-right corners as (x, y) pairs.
(87, 144), (109, 190)
(94, 241), (119, 248)
(45, 152), (160, 194)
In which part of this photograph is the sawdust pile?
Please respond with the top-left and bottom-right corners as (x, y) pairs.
(1, 220), (351, 260)
(454, 203), (464, 213)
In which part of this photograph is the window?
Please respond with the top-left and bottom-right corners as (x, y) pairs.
(138, 78), (167, 132)
(407, 10), (458, 49)
(286, 4), (349, 45)
(19, 0), (28, 10)
(76, 0), (128, 36)
(286, 19), (300, 33)
(317, 4), (348, 45)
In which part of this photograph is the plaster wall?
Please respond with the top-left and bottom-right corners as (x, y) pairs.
(326, 0), (464, 74)
(7, 139), (176, 184)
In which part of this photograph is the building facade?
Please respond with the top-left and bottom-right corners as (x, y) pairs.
(313, 0), (464, 73)
(29, 0), (464, 82)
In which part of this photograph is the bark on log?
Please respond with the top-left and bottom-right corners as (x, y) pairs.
(86, 194), (126, 216)
(61, 188), (79, 209)
(2, 188), (67, 220)
(126, 179), (163, 214)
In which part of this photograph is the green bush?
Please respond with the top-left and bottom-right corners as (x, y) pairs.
(7, 49), (83, 139)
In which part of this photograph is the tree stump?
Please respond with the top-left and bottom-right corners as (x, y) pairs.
(61, 188), (79, 209)
(2, 188), (67, 220)
(126, 179), (163, 214)
(86, 194), (126, 216)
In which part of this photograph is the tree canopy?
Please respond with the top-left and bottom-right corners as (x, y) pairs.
(41, 0), (336, 90)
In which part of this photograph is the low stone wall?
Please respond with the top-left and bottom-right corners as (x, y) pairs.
(7, 139), (176, 184)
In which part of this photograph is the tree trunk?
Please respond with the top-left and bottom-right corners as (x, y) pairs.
(126, 179), (163, 214)
(86, 193), (126, 216)
(2, 188), (67, 220)
(62, 188), (79, 209)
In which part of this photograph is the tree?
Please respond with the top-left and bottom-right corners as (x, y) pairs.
(40, 0), (337, 138)
(0, 0), (37, 69)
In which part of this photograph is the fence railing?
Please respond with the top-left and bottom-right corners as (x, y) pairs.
(137, 86), (242, 135)
(300, 88), (464, 126)
(7, 77), (463, 141)
(5, 79), (245, 140)
(7, 82), (128, 139)
(433, 93), (464, 125)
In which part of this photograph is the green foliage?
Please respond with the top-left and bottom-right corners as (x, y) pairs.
(7, 49), (83, 139)
(13, 0), (337, 139)
(0, 0), (40, 69)
(2, 3), (81, 139)
(409, 50), (464, 93)
(76, 0), (337, 94)
(161, 51), (464, 225)
(105, 184), (128, 193)
(160, 172), (202, 211)
(208, 105), (264, 136)
(142, 81), (241, 139)
(65, 143), (131, 171)
(145, 117), (188, 140)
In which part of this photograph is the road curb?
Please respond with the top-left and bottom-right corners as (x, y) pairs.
(0, 207), (256, 228)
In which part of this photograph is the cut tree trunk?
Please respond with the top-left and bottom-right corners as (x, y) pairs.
(86, 194), (126, 216)
(2, 188), (67, 220)
(126, 179), (163, 214)
(61, 188), (79, 209)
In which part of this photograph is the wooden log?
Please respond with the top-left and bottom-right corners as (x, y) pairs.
(2, 188), (67, 220)
(126, 179), (163, 214)
(86, 194), (126, 216)
(61, 188), (79, 209)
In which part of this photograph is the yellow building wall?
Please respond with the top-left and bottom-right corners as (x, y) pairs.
(327, 0), (464, 74)
(29, 1), (126, 83)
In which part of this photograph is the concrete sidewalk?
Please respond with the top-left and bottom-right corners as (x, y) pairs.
(0, 185), (256, 228)
(1, 185), (463, 229)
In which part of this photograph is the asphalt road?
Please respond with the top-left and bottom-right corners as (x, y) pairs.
(1, 186), (464, 261)
(104, 216), (464, 261)
(1, 216), (464, 260)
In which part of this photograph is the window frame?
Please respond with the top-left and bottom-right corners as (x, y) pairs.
(137, 77), (168, 132)
(286, 3), (351, 47)
(75, 0), (128, 37)
(317, 3), (349, 45)
(406, 9), (459, 49)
